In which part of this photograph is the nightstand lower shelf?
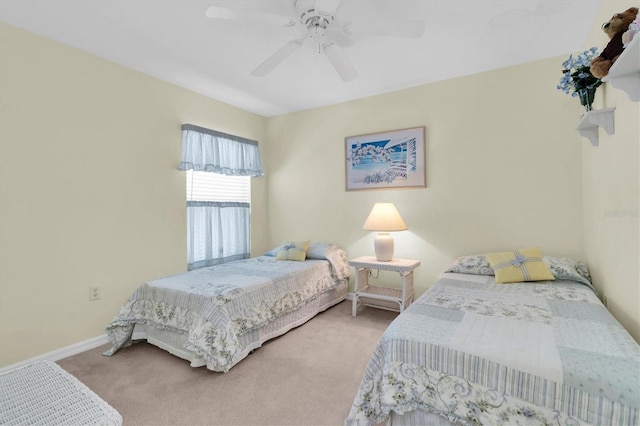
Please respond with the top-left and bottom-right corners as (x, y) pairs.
(357, 284), (414, 312)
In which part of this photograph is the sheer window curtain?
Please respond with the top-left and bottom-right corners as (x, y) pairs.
(179, 124), (263, 270)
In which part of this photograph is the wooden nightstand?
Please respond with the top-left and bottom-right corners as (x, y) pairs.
(349, 256), (421, 317)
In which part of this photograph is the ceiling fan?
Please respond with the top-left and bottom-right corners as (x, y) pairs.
(205, 0), (425, 82)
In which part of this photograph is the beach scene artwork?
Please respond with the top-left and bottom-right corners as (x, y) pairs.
(345, 127), (425, 191)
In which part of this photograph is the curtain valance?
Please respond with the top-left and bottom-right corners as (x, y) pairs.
(178, 124), (264, 177)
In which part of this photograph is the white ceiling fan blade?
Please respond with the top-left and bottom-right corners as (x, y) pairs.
(205, 6), (296, 27)
(323, 42), (358, 82)
(251, 39), (304, 77)
(315, 0), (343, 14)
(352, 19), (425, 38)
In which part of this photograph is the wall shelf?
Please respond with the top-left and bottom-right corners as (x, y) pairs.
(575, 108), (615, 146)
(603, 34), (640, 101)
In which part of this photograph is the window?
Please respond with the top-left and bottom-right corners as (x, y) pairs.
(179, 123), (263, 270)
(186, 171), (251, 270)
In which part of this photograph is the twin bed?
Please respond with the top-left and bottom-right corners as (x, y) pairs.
(346, 252), (640, 425)
(104, 242), (349, 372)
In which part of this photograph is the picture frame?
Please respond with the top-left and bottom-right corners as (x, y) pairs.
(345, 126), (426, 191)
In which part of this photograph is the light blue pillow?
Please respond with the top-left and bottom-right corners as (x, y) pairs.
(306, 242), (332, 259)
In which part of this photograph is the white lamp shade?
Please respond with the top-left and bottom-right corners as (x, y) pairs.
(362, 203), (408, 232)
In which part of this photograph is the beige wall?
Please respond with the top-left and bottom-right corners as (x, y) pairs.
(581, 1), (640, 341)
(266, 57), (585, 302)
(0, 23), (268, 367)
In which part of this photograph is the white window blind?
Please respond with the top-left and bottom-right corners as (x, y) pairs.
(186, 170), (250, 202)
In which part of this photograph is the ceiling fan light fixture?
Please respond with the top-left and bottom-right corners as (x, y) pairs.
(310, 25), (327, 53)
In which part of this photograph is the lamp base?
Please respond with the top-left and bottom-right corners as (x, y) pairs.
(374, 232), (394, 261)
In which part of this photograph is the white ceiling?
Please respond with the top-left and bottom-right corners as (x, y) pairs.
(0, 0), (603, 117)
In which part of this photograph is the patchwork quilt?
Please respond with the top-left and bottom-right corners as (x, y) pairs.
(346, 272), (639, 425)
(105, 249), (349, 372)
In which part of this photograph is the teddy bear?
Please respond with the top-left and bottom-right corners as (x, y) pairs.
(590, 7), (638, 79)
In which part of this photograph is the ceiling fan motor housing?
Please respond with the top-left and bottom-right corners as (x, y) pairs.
(296, 0), (335, 29)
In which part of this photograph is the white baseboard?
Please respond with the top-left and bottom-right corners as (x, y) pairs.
(0, 334), (109, 374)
(346, 292), (355, 300)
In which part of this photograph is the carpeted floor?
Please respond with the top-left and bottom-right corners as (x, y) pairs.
(57, 300), (398, 426)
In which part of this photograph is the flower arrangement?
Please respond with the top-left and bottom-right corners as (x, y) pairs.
(557, 47), (602, 110)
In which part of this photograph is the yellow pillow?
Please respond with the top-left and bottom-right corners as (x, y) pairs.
(485, 247), (555, 284)
(276, 240), (310, 261)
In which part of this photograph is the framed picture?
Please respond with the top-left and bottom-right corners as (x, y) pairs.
(345, 126), (426, 191)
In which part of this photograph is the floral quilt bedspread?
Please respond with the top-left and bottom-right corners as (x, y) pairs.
(104, 248), (349, 372)
(346, 273), (640, 426)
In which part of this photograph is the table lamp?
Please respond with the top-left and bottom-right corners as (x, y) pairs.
(362, 202), (407, 261)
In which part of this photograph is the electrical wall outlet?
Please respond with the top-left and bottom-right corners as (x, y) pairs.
(89, 285), (101, 301)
